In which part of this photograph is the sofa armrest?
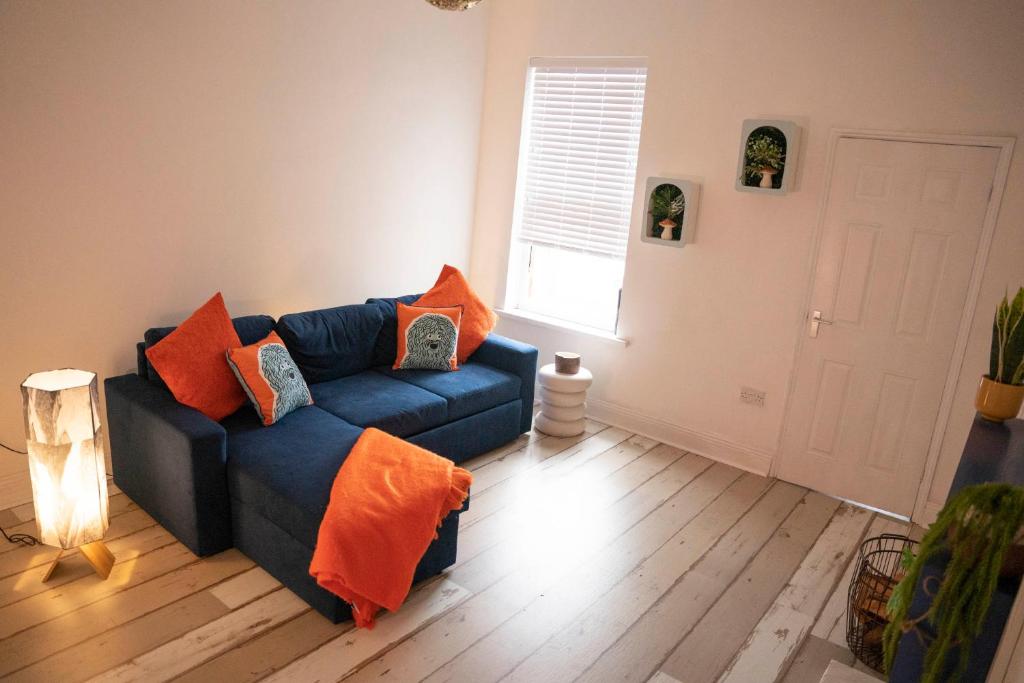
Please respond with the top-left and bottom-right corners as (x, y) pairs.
(105, 373), (232, 556)
(469, 334), (538, 434)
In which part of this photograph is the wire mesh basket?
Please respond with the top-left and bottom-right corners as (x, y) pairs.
(846, 533), (919, 672)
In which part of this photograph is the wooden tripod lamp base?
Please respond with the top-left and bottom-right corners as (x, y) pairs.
(41, 540), (115, 582)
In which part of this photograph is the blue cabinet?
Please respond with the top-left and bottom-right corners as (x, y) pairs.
(890, 417), (1024, 681)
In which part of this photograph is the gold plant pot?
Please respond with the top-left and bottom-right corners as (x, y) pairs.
(975, 376), (1024, 422)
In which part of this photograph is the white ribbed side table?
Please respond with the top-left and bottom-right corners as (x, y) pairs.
(535, 363), (592, 437)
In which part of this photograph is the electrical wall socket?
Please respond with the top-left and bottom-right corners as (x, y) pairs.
(740, 386), (766, 407)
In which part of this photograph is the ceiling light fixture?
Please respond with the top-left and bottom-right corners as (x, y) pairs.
(426, 0), (483, 10)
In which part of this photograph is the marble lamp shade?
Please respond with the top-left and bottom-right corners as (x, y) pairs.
(21, 369), (109, 550)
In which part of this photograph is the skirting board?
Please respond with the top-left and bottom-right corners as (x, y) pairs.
(586, 398), (774, 476)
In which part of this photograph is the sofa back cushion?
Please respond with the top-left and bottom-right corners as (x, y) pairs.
(276, 303), (384, 384)
(143, 314), (276, 386)
(366, 294), (422, 367)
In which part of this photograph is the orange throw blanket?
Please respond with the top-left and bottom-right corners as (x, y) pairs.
(309, 428), (472, 628)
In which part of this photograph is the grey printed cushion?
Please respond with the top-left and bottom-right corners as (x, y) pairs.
(393, 303), (462, 372)
(226, 331), (314, 426)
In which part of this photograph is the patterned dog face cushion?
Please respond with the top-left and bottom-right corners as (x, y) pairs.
(393, 303), (462, 372)
(226, 331), (314, 426)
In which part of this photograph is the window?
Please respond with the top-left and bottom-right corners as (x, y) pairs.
(505, 58), (648, 333)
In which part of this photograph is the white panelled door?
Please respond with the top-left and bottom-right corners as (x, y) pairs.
(778, 137), (999, 516)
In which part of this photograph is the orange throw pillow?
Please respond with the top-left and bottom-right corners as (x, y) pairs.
(414, 265), (497, 363)
(394, 303), (462, 371)
(226, 331), (313, 426)
(145, 293), (246, 421)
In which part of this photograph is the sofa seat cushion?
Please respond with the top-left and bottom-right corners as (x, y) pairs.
(376, 363), (521, 421)
(223, 405), (363, 548)
(310, 371), (448, 437)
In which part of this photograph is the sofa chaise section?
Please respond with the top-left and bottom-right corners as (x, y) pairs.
(221, 405), (462, 622)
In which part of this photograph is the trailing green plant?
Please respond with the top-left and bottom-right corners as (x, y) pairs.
(989, 287), (1024, 385)
(743, 135), (785, 176)
(649, 184), (685, 224)
(883, 483), (1024, 682)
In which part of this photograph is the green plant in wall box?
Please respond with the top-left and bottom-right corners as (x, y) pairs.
(883, 483), (1024, 682)
(744, 135), (785, 175)
(649, 184), (685, 223)
(649, 184), (685, 240)
(990, 287), (1024, 385)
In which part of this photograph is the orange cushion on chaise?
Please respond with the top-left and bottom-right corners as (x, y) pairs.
(415, 264), (497, 363)
(145, 292), (246, 421)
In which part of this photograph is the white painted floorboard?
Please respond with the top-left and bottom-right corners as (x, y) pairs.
(0, 422), (917, 683)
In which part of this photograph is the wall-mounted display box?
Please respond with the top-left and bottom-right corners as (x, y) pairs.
(736, 119), (801, 194)
(640, 176), (700, 248)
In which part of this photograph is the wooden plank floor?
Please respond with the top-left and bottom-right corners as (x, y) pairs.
(0, 420), (916, 682)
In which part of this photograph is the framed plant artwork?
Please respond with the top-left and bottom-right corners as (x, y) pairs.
(735, 119), (801, 194)
(640, 177), (701, 248)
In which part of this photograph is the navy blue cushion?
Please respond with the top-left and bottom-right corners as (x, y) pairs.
(366, 294), (422, 367)
(143, 315), (276, 386)
(223, 405), (363, 548)
(276, 304), (384, 384)
(376, 363), (521, 421)
(310, 371), (448, 437)
(409, 400), (522, 466)
(136, 341), (148, 378)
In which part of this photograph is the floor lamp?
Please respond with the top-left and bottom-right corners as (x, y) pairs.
(21, 369), (114, 581)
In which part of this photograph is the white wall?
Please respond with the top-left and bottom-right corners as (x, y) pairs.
(0, 1), (490, 505)
(468, 0), (1024, 515)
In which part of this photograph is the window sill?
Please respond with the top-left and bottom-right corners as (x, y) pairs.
(495, 308), (629, 346)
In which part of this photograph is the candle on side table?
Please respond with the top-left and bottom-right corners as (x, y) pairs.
(554, 351), (581, 375)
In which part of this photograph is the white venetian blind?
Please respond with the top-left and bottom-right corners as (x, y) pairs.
(515, 58), (647, 260)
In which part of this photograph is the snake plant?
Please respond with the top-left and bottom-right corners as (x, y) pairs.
(989, 287), (1024, 385)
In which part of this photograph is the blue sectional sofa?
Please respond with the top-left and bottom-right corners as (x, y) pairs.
(105, 295), (537, 622)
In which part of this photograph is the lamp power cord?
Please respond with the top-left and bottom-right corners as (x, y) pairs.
(0, 440), (40, 545)
(1, 526), (39, 547)
(1, 441), (27, 455)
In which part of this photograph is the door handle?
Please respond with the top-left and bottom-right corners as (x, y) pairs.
(810, 310), (834, 338)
